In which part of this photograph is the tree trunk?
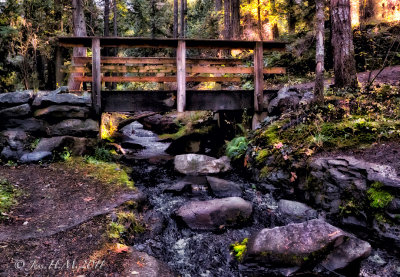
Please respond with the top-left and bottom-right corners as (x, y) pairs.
(272, 23), (279, 39)
(359, 0), (375, 21)
(180, 0), (187, 38)
(288, 0), (296, 34)
(113, 0), (118, 36)
(314, 0), (325, 103)
(173, 0), (178, 38)
(104, 0), (110, 36)
(231, 0), (240, 39)
(257, 0), (263, 40)
(224, 0), (232, 39)
(68, 0), (87, 91)
(215, 0), (222, 11)
(331, 0), (358, 89)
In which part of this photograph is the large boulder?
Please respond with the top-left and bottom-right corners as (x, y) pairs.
(138, 113), (179, 134)
(1, 146), (25, 160)
(34, 105), (90, 120)
(174, 154), (231, 175)
(34, 136), (97, 155)
(176, 197), (252, 230)
(47, 119), (99, 137)
(164, 176), (209, 195)
(245, 219), (371, 270)
(0, 118), (47, 134)
(166, 133), (206, 155)
(32, 87), (91, 107)
(0, 104), (31, 118)
(206, 176), (242, 198)
(0, 90), (33, 107)
(267, 87), (302, 115)
(277, 199), (317, 223)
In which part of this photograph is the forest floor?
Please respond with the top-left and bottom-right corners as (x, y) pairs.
(0, 164), (169, 276)
(272, 65), (400, 90)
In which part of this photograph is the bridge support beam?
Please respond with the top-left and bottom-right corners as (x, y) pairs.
(92, 38), (101, 115)
(177, 40), (186, 113)
(253, 41), (266, 129)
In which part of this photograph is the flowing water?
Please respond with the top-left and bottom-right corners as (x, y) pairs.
(123, 121), (400, 277)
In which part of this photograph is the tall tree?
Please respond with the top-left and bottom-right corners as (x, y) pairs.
(180, 0), (187, 38)
(231, 0), (240, 39)
(314, 0), (325, 103)
(359, 0), (375, 21)
(257, 0), (263, 40)
(68, 0), (87, 91)
(215, 0), (222, 11)
(287, 0), (296, 34)
(104, 0), (110, 36)
(113, 0), (118, 36)
(173, 0), (178, 38)
(224, 0), (232, 39)
(331, 0), (358, 89)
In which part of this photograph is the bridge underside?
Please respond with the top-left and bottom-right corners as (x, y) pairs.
(101, 90), (277, 113)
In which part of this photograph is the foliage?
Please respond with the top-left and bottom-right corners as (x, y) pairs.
(107, 211), (146, 241)
(230, 238), (248, 262)
(60, 147), (72, 161)
(226, 136), (248, 160)
(367, 182), (394, 209)
(0, 178), (19, 220)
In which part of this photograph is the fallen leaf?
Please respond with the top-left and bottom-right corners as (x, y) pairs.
(83, 197), (94, 202)
(114, 243), (130, 253)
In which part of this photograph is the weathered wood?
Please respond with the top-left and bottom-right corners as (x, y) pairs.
(177, 40), (186, 112)
(59, 37), (287, 51)
(101, 90), (278, 112)
(92, 38), (101, 115)
(75, 76), (242, 83)
(70, 65), (286, 75)
(254, 41), (264, 112)
(73, 56), (243, 65)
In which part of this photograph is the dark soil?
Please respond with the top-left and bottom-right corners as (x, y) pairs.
(0, 164), (139, 242)
(0, 164), (152, 277)
(316, 141), (400, 176)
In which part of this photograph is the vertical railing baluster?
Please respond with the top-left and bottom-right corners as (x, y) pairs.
(92, 38), (101, 115)
(177, 40), (186, 113)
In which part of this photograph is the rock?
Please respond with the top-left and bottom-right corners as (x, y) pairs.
(0, 104), (31, 118)
(47, 119), (99, 137)
(32, 87), (91, 107)
(0, 90), (33, 107)
(121, 140), (146, 150)
(138, 113), (179, 134)
(1, 146), (24, 160)
(267, 87), (302, 115)
(321, 236), (371, 272)
(206, 176), (242, 198)
(174, 154), (231, 175)
(278, 199), (317, 222)
(245, 219), (347, 266)
(34, 136), (97, 155)
(299, 91), (314, 107)
(1, 118), (47, 134)
(166, 133), (205, 155)
(176, 197), (252, 230)
(20, 151), (52, 163)
(1, 130), (28, 150)
(388, 198), (400, 213)
(164, 176), (208, 195)
(34, 105), (90, 119)
(121, 250), (174, 277)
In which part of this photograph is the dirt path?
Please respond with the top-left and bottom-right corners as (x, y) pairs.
(0, 164), (173, 276)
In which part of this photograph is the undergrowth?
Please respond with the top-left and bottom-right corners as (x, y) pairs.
(0, 178), (20, 220)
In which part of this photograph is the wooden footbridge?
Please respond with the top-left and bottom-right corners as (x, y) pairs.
(58, 37), (286, 120)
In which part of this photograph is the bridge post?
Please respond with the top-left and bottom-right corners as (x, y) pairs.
(92, 37), (101, 115)
(177, 40), (186, 113)
(252, 41), (266, 129)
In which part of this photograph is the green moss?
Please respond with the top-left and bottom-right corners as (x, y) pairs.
(230, 238), (248, 262)
(64, 157), (135, 189)
(255, 149), (271, 165)
(367, 182), (394, 209)
(107, 211), (146, 240)
(0, 178), (20, 220)
(259, 166), (272, 179)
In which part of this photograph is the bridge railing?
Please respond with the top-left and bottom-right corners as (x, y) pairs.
(58, 37), (287, 115)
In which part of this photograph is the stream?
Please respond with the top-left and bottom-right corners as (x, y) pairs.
(121, 121), (400, 277)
